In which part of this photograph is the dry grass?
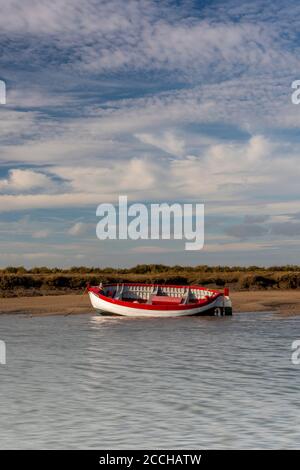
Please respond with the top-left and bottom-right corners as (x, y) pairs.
(1, 264), (300, 297)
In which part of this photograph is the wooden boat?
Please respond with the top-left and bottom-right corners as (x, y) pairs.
(88, 283), (232, 317)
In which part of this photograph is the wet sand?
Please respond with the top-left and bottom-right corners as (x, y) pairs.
(1, 290), (300, 316)
(0, 294), (90, 316)
(232, 290), (300, 315)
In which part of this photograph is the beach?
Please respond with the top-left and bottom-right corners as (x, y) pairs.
(1, 290), (300, 316)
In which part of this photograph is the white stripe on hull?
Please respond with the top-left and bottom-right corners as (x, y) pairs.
(88, 292), (231, 317)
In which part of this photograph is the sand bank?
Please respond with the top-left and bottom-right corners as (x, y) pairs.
(1, 290), (300, 316)
(0, 294), (90, 316)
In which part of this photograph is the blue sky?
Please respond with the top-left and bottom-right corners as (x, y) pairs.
(1, 0), (300, 267)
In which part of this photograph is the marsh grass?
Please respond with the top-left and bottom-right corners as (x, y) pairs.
(1, 265), (300, 297)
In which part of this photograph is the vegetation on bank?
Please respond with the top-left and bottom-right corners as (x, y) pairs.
(1, 264), (300, 297)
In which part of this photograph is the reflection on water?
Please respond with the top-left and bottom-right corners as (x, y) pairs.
(0, 311), (300, 449)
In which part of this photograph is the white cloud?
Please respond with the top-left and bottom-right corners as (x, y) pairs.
(0, 169), (55, 193)
(0, 76), (298, 171)
(68, 222), (87, 236)
(53, 157), (159, 193)
(0, 135), (299, 217)
(0, 0), (299, 80)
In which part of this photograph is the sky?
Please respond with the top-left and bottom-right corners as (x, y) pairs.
(1, 0), (300, 267)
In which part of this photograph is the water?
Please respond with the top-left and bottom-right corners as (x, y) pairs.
(0, 311), (300, 449)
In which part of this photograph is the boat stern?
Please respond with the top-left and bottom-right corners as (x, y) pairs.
(213, 288), (232, 316)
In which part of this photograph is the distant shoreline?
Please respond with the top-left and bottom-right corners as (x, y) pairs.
(1, 290), (300, 316)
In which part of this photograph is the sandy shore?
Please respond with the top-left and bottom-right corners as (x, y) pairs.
(231, 290), (300, 315)
(1, 290), (300, 316)
(0, 294), (91, 316)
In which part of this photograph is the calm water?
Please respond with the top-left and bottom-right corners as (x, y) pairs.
(0, 311), (300, 449)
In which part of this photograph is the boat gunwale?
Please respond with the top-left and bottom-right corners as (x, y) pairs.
(96, 282), (221, 293)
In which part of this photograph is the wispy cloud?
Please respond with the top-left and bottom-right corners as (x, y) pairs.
(68, 222), (88, 236)
(1, 0), (300, 265)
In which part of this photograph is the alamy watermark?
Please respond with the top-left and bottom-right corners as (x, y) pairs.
(291, 340), (300, 365)
(0, 80), (6, 104)
(291, 80), (300, 104)
(0, 340), (6, 365)
(96, 196), (204, 250)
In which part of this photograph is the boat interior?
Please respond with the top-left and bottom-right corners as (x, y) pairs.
(98, 283), (219, 306)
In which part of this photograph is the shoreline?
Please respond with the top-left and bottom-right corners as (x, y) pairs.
(1, 290), (300, 316)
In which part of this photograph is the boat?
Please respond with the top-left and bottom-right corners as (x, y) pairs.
(87, 283), (232, 317)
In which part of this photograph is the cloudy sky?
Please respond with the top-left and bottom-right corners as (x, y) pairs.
(1, 0), (300, 267)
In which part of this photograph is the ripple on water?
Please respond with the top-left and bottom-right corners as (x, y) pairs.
(0, 312), (300, 449)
